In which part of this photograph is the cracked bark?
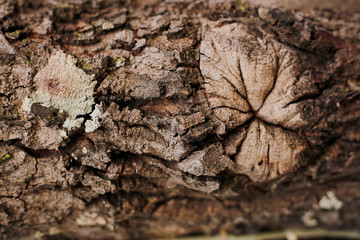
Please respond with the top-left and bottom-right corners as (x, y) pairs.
(1, 0), (360, 239)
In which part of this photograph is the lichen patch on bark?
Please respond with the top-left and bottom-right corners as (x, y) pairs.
(22, 50), (96, 131)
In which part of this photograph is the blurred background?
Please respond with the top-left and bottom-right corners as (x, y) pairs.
(245, 0), (360, 11)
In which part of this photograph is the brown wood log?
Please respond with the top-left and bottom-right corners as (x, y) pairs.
(0, 0), (359, 239)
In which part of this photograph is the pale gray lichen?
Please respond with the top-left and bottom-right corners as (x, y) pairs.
(82, 147), (88, 154)
(101, 22), (115, 31)
(22, 50), (96, 131)
(76, 211), (107, 227)
(59, 130), (68, 139)
(84, 104), (101, 133)
(301, 211), (318, 227)
(63, 118), (84, 130)
(319, 191), (343, 210)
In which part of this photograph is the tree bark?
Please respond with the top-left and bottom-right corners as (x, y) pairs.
(0, 0), (359, 239)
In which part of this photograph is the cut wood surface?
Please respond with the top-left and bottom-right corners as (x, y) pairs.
(0, 0), (359, 239)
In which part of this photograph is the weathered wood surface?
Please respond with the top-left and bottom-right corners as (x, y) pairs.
(0, 0), (359, 239)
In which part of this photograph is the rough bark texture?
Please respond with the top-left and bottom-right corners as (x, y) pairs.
(0, 0), (359, 239)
